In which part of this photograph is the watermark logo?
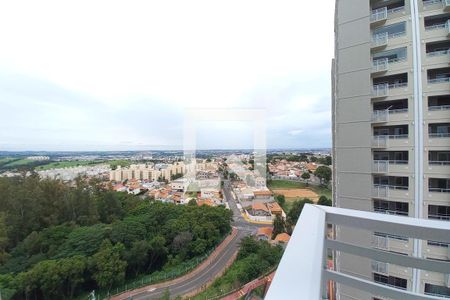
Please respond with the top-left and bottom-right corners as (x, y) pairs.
(183, 108), (267, 191)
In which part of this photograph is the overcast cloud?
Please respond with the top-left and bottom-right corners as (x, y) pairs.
(0, 0), (334, 151)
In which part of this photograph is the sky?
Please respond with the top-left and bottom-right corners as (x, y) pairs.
(0, 1), (335, 151)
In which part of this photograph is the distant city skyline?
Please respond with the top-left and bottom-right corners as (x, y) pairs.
(0, 1), (334, 151)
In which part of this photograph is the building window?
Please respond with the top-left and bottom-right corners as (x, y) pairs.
(428, 205), (450, 221)
(374, 199), (408, 216)
(373, 273), (407, 290)
(425, 283), (450, 297)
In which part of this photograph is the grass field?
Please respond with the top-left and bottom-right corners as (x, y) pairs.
(35, 160), (104, 171)
(0, 158), (16, 165)
(2, 159), (35, 168)
(36, 159), (132, 171)
(268, 179), (332, 211)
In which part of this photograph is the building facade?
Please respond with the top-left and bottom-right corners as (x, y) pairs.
(333, 0), (450, 298)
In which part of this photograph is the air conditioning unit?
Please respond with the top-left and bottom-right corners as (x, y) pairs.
(445, 273), (450, 288)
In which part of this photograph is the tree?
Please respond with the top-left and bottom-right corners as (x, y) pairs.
(91, 240), (127, 290)
(59, 255), (87, 298)
(318, 196), (332, 207)
(275, 194), (285, 207)
(301, 172), (310, 186)
(314, 166), (332, 186)
(286, 198), (314, 231)
(125, 240), (150, 276)
(272, 215), (286, 239)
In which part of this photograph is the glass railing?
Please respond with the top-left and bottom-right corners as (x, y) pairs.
(425, 20), (450, 31)
(427, 49), (450, 57)
(429, 160), (450, 165)
(429, 104), (450, 111)
(428, 77), (450, 84)
(371, 7), (388, 23)
(429, 132), (450, 138)
(429, 215), (450, 221)
(374, 159), (408, 164)
(372, 260), (389, 274)
(429, 187), (450, 193)
(372, 84), (389, 97)
(423, 0), (443, 6)
(372, 58), (389, 72)
(372, 32), (389, 47)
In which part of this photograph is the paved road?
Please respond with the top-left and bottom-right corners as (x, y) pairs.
(131, 230), (249, 300)
(222, 180), (268, 232)
(123, 180), (265, 299)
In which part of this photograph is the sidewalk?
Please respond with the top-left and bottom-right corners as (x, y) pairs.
(110, 227), (238, 300)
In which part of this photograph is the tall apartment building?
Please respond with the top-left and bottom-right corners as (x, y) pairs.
(333, 0), (450, 298)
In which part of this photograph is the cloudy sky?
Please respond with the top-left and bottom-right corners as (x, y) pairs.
(0, 1), (334, 151)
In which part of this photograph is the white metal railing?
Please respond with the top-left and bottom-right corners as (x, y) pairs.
(429, 132), (450, 138)
(372, 32), (389, 47)
(372, 185), (389, 198)
(372, 110), (389, 122)
(373, 58), (389, 72)
(372, 160), (408, 173)
(372, 135), (388, 148)
(428, 77), (450, 84)
(425, 21), (449, 31)
(372, 135), (408, 147)
(429, 160), (450, 165)
(388, 6), (405, 15)
(427, 49), (450, 57)
(372, 260), (389, 274)
(371, 7), (388, 23)
(429, 104), (450, 111)
(429, 214), (450, 221)
(429, 187), (450, 193)
(372, 82), (408, 97)
(423, 0), (442, 6)
(373, 160), (389, 173)
(266, 205), (450, 300)
(372, 234), (389, 250)
(372, 84), (389, 97)
(372, 108), (408, 122)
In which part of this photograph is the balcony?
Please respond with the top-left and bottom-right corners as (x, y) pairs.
(428, 123), (450, 147)
(372, 234), (390, 250)
(372, 160), (409, 174)
(372, 58), (389, 74)
(371, 7), (388, 25)
(372, 83), (389, 98)
(428, 68), (450, 86)
(372, 108), (409, 123)
(266, 205), (450, 300)
(426, 41), (450, 63)
(372, 260), (389, 274)
(428, 151), (450, 174)
(372, 32), (389, 49)
(372, 135), (409, 148)
(424, 15), (450, 39)
(372, 184), (410, 200)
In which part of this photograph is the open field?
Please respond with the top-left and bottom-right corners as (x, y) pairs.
(268, 179), (332, 211)
(268, 180), (331, 199)
(35, 160), (103, 170)
(271, 188), (319, 201)
(2, 159), (34, 168)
